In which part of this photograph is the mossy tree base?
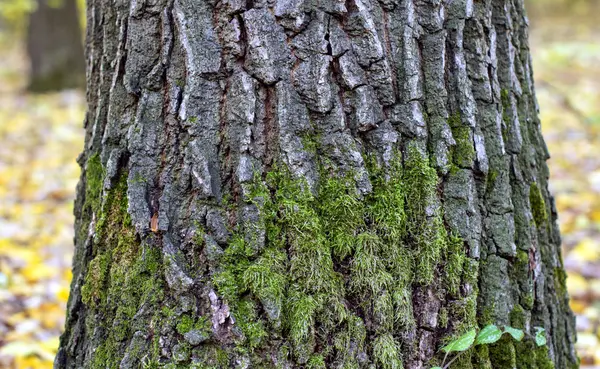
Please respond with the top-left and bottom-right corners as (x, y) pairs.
(55, 0), (577, 368)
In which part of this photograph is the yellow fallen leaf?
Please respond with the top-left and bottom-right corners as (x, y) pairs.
(570, 300), (587, 314)
(0, 341), (54, 361)
(15, 355), (53, 369)
(40, 336), (59, 354)
(21, 263), (58, 283)
(57, 286), (70, 303)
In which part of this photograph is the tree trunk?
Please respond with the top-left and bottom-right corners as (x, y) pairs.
(26, 0), (85, 92)
(55, 0), (578, 368)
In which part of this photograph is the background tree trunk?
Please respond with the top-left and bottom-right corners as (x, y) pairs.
(26, 0), (85, 92)
(55, 0), (578, 368)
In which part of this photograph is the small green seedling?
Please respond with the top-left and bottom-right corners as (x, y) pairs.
(535, 327), (547, 346)
(431, 325), (546, 369)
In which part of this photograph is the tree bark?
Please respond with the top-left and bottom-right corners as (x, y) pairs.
(55, 0), (578, 368)
(26, 0), (85, 92)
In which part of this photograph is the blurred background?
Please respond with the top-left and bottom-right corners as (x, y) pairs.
(0, 0), (599, 368)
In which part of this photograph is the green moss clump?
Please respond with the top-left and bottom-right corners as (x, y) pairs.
(447, 113), (475, 168)
(211, 146), (472, 366)
(300, 132), (321, 155)
(529, 182), (548, 227)
(81, 173), (166, 368)
(488, 336), (517, 368)
(373, 333), (403, 369)
(243, 247), (287, 322)
(515, 340), (555, 369)
(85, 153), (104, 213)
(438, 307), (449, 329)
(81, 252), (110, 307)
(403, 143), (446, 285)
(554, 266), (569, 299)
(350, 232), (392, 296)
(510, 304), (526, 329)
(319, 175), (365, 259)
(445, 234), (466, 297)
(176, 314), (209, 335)
(451, 348), (474, 369)
(486, 170), (498, 195)
(306, 355), (326, 369)
(177, 315), (194, 334)
(472, 344), (493, 369)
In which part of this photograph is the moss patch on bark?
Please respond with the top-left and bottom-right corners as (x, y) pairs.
(211, 142), (474, 367)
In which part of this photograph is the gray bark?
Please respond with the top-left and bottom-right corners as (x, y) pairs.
(26, 0), (85, 91)
(55, 0), (577, 368)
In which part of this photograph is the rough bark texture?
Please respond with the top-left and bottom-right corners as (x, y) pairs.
(26, 0), (85, 92)
(55, 0), (578, 368)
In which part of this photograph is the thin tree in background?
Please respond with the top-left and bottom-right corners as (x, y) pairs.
(55, 0), (578, 368)
(26, 0), (84, 92)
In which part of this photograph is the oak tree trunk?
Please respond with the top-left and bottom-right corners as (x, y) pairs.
(55, 0), (578, 368)
(26, 0), (85, 92)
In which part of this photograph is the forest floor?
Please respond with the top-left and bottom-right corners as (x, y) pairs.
(1, 3), (600, 368)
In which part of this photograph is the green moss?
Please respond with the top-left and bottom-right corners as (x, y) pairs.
(534, 345), (556, 369)
(366, 155), (406, 246)
(286, 290), (318, 349)
(300, 132), (321, 155)
(554, 267), (569, 303)
(445, 234), (466, 297)
(511, 251), (535, 309)
(514, 340), (556, 369)
(438, 307), (449, 329)
(192, 345), (230, 368)
(373, 333), (403, 369)
(243, 247), (287, 321)
(472, 345), (493, 369)
(306, 355), (326, 369)
(82, 173), (166, 368)
(350, 231), (392, 296)
(529, 182), (548, 227)
(85, 153), (104, 213)
(479, 304), (496, 327)
(319, 175), (365, 259)
(486, 170), (498, 195)
(489, 336), (517, 368)
(451, 348), (474, 369)
(176, 315), (194, 335)
(81, 252), (110, 307)
(521, 293), (534, 310)
(510, 304), (526, 329)
(448, 113), (476, 168)
(403, 143), (446, 285)
(210, 147), (465, 365)
(132, 172), (147, 184)
(333, 314), (366, 365)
